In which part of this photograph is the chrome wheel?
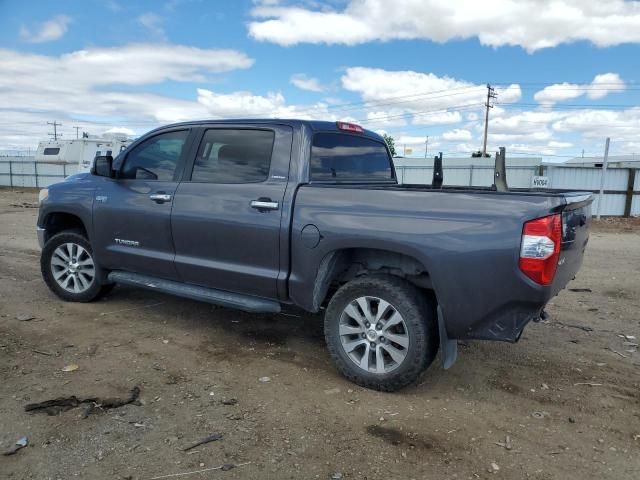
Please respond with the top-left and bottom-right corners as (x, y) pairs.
(339, 296), (409, 374)
(50, 242), (95, 293)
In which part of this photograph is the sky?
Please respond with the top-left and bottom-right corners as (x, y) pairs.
(1, 0), (639, 160)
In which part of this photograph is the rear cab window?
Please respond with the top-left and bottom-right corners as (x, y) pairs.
(310, 133), (394, 182)
(191, 129), (275, 183)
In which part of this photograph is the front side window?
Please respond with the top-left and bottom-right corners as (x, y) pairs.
(191, 129), (274, 183)
(310, 133), (394, 182)
(43, 147), (60, 155)
(120, 130), (188, 181)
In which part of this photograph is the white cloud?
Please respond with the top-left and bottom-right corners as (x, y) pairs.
(0, 44), (254, 148)
(587, 73), (626, 99)
(138, 13), (166, 40)
(290, 73), (325, 92)
(340, 67), (519, 127)
(551, 108), (640, 141)
(248, 0), (640, 52)
(20, 15), (71, 43)
(534, 73), (626, 104)
(104, 127), (136, 137)
(442, 129), (472, 141)
(366, 110), (408, 128)
(548, 140), (573, 148)
(412, 111), (463, 126)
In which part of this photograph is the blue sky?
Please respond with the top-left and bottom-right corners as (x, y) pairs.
(1, 0), (639, 159)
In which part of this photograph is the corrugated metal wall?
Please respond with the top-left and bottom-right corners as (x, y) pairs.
(396, 164), (639, 217)
(0, 160), (78, 187)
(1, 158), (638, 217)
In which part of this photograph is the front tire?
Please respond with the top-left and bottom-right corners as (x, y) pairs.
(324, 275), (438, 392)
(41, 230), (111, 302)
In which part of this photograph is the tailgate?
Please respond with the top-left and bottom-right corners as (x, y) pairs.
(552, 192), (593, 292)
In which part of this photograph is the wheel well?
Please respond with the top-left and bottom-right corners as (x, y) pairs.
(42, 212), (88, 242)
(314, 248), (434, 310)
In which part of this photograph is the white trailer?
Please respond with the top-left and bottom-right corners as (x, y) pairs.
(35, 135), (132, 173)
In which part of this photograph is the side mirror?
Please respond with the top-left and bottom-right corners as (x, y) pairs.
(92, 155), (114, 177)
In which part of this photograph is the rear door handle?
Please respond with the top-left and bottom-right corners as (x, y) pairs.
(250, 198), (279, 211)
(149, 193), (172, 203)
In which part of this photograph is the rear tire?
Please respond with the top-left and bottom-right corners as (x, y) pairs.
(324, 274), (438, 392)
(41, 230), (112, 302)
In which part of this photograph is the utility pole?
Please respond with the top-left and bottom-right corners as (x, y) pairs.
(481, 84), (497, 157)
(424, 135), (429, 159)
(73, 126), (81, 139)
(596, 137), (610, 220)
(47, 121), (62, 141)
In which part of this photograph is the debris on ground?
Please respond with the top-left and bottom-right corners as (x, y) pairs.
(568, 288), (592, 293)
(495, 435), (512, 450)
(16, 314), (35, 321)
(24, 386), (140, 417)
(330, 472), (344, 479)
(182, 432), (223, 451)
(553, 321), (594, 332)
(149, 461), (250, 479)
(9, 202), (38, 209)
(32, 349), (55, 356)
(608, 348), (629, 358)
(531, 411), (548, 419)
(61, 364), (79, 372)
(574, 382), (602, 387)
(220, 398), (238, 405)
(258, 376), (271, 383)
(3, 437), (28, 456)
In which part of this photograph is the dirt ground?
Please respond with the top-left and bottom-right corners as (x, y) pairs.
(1, 187), (639, 480)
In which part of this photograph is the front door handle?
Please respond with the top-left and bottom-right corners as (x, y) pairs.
(250, 198), (279, 211)
(149, 193), (172, 203)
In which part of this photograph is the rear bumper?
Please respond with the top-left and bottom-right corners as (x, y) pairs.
(37, 227), (46, 249)
(463, 301), (546, 342)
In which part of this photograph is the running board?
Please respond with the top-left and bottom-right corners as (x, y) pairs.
(107, 271), (281, 314)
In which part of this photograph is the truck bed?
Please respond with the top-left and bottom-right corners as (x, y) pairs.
(289, 183), (592, 342)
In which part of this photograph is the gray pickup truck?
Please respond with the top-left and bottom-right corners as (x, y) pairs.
(37, 119), (592, 391)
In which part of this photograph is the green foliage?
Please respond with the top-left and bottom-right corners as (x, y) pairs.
(471, 151), (491, 158)
(383, 134), (396, 156)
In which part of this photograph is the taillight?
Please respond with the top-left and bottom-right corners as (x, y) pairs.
(519, 214), (562, 285)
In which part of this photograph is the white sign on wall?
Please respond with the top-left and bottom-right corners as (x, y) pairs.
(531, 176), (550, 188)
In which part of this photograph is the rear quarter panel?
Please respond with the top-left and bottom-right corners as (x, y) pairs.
(290, 186), (567, 340)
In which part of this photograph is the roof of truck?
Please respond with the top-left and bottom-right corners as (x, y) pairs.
(155, 119), (383, 140)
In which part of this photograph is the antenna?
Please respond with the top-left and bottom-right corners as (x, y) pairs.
(73, 126), (82, 139)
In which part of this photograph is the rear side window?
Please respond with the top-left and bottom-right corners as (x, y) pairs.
(310, 133), (394, 182)
(192, 129), (274, 183)
(43, 147), (60, 155)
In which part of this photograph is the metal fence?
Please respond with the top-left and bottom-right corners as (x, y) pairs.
(0, 159), (79, 188)
(0, 158), (638, 216)
(396, 164), (639, 217)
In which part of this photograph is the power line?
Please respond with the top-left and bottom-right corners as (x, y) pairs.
(498, 102), (639, 109)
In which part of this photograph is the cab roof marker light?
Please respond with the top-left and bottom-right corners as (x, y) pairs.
(336, 121), (364, 133)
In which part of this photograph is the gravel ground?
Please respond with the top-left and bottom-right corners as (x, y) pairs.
(1, 187), (639, 480)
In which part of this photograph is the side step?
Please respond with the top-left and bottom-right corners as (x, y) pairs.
(107, 271), (281, 314)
